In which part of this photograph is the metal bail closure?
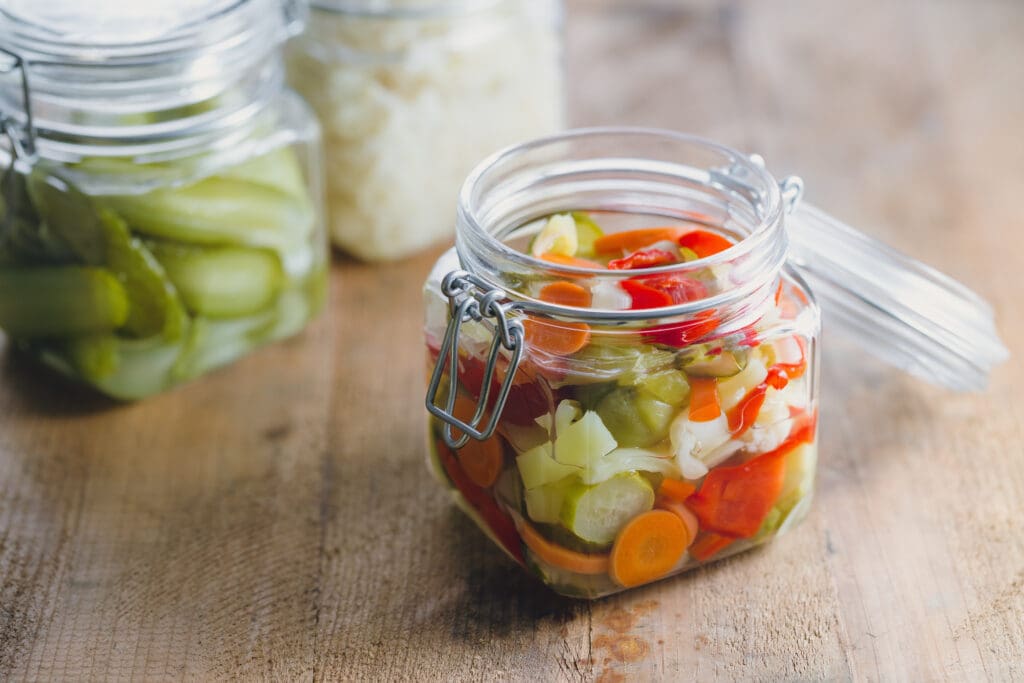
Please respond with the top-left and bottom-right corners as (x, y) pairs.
(425, 270), (525, 449)
(0, 47), (37, 163)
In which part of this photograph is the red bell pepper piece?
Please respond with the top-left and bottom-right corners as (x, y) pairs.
(689, 532), (736, 562)
(607, 248), (677, 270)
(642, 309), (720, 347)
(435, 438), (524, 564)
(620, 278), (673, 309)
(678, 229), (734, 258)
(632, 273), (707, 304)
(685, 416), (815, 538)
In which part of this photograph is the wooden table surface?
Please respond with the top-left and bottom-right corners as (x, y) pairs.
(2, 1), (1023, 680)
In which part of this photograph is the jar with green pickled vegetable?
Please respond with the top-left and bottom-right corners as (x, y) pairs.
(0, 0), (328, 399)
(424, 128), (1007, 598)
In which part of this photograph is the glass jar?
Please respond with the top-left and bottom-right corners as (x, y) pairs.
(286, 0), (564, 261)
(0, 0), (328, 400)
(423, 128), (1008, 598)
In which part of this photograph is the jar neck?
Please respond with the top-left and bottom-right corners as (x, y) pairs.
(455, 128), (790, 333)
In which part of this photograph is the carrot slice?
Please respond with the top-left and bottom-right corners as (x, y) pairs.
(539, 252), (603, 269)
(654, 496), (699, 549)
(689, 532), (735, 562)
(678, 229), (734, 258)
(537, 281), (592, 308)
(523, 317), (591, 356)
(609, 510), (688, 587)
(450, 397), (505, 488)
(658, 478), (697, 502)
(688, 377), (721, 422)
(594, 227), (685, 255)
(519, 520), (610, 575)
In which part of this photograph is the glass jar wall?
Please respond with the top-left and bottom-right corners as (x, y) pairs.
(0, 0), (328, 400)
(287, 0), (565, 261)
(424, 130), (820, 597)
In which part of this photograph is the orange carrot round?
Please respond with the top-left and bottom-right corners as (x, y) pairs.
(539, 252), (604, 269)
(609, 510), (688, 587)
(654, 496), (699, 549)
(519, 521), (610, 575)
(658, 478), (697, 503)
(687, 376), (721, 422)
(452, 396), (505, 488)
(523, 317), (591, 356)
(538, 281), (592, 308)
(594, 227), (685, 254)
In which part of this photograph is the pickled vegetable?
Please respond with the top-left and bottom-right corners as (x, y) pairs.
(0, 145), (325, 399)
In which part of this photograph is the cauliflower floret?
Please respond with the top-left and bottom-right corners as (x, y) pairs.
(670, 413), (737, 478)
(741, 387), (792, 453)
(591, 281), (632, 310)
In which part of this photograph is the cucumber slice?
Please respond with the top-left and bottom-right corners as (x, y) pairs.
(775, 444), (816, 514)
(529, 213), (577, 257)
(554, 409), (619, 468)
(149, 242), (284, 318)
(28, 175), (187, 339)
(0, 266), (128, 337)
(571, 212), (604, 257)
(104, 176), (315, 255)
(682, 347), (749, 378)
(216, 146), (309, 199)
(559, 472), (655, 545)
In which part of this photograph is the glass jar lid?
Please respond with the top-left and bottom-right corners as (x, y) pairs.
(786, 201), (1008, 392)
(0, 0), (304, 160)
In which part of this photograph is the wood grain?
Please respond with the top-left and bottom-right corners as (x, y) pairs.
(2, 1), (1023, 680)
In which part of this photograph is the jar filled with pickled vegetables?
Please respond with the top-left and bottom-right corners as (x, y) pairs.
(0, 0), (328, 400)
(424, 129), (1007, 598)
(286, 0), (564, 261)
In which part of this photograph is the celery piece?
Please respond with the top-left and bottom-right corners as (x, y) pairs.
(104, 176), (315, 255)
(570, 212), (604, 257)
(0, 266), (128, 337)
(149, 242), (283, 319)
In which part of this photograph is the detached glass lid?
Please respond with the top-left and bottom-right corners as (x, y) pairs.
(786, 201), (1008, 392)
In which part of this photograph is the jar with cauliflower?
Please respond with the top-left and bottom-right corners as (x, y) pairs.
(287, 0), (565, 261)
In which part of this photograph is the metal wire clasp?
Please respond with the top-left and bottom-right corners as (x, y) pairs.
(425, 270), (525, 450)
(0, 47), (37, 163)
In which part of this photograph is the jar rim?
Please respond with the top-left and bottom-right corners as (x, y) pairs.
(0, 0), (302, 160)
(455, 126), (788, 322)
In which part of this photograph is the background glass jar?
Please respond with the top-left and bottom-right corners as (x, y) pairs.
(424, 130), (821, 598)
(287, 0), (565, 261)
(0, 0), (328, 400)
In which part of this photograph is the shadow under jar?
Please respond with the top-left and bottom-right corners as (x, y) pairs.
(0, 0), (328, 400)
(423, 128), (1007, 598)
(287, 0), (565, 261)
